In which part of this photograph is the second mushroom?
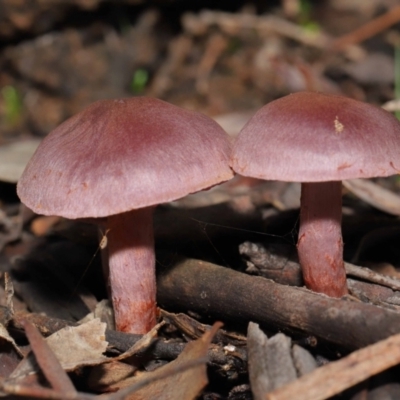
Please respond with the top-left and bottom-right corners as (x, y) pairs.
(17, 97), (234, 333)
(231, 91), (400, 297)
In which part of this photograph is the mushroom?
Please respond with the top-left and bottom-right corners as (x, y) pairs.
(231, 91), (400, 297)
(17, 97), (234, 333)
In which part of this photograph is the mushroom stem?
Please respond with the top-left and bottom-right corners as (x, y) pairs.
(297, 181), (348, 297)
(107, 207), (157, 333)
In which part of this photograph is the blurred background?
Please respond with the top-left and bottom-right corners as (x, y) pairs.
(1, 0), (400, 147)
(2, 4), (400, 397)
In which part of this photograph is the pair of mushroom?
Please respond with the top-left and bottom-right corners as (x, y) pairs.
(17, 92), (400, 334)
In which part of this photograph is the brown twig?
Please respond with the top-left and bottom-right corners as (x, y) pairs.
(332, 5), (400, 51)
(20, 319), (77, 395)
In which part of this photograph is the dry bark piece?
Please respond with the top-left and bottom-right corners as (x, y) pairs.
(265, 333), (400, 400)
(247, 322), (271, 398)
(157, 258), (400, 350)
(17, 97), (233, 334)
(291, 345), (317, 376)
(231, 92), (400, 297)
(248, 323), (298, 400)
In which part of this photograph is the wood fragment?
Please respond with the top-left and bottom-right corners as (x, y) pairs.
(240, 241), (400, 294)
(265, 333), (400, 400)
(345, 263), (400, 292)
(157, 259), (400, 349)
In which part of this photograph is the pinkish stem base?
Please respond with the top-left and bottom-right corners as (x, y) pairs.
(297, 182), (348, 297)
(107, 208), (157, 333)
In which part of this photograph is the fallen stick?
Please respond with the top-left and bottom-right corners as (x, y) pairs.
(157, 259), (400, 349)
(332, 5), (400, 51)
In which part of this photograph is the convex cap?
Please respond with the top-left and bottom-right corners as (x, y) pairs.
(231, 92), (400, 181)
(18, 97), (234, 218)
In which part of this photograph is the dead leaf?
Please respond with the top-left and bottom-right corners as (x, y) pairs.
(107, 322), (222, 400)
(47, 318), (108, 370)
(9, 318), (108, 382)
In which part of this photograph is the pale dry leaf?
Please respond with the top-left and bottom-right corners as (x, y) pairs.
(47, 318), (108, 371)
(79, 299), (115, 330)
(8, 318), (109, 383)
(0, 139), (41, 183)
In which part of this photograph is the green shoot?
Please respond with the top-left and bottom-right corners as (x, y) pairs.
(1, 85), (22, 127)
(131, 69), (149, 94)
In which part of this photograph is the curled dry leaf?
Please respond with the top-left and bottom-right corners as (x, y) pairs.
(0, 324), (23, 359)
(0, 323), (24, 381)
(9, 318), (108, 382)
(102, 322), (222, 400)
